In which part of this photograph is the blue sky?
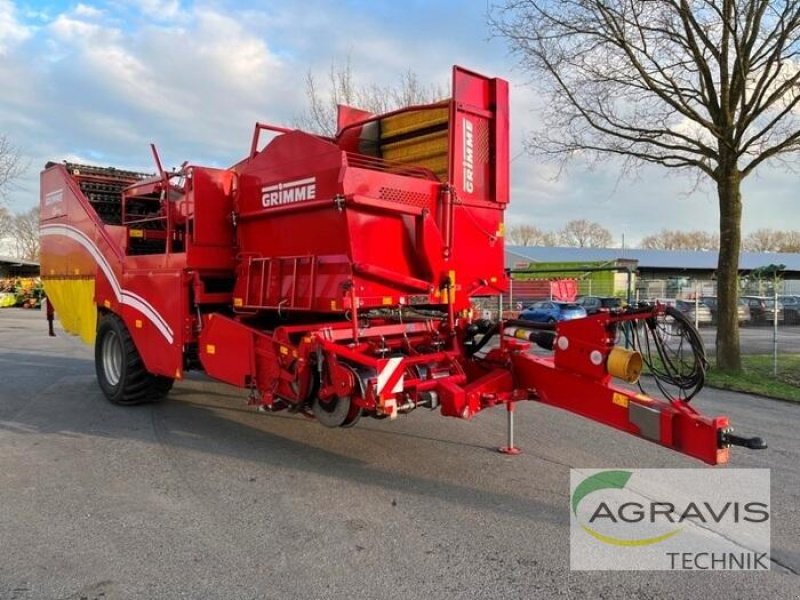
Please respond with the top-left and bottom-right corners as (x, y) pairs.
(0, 0), (798, 244)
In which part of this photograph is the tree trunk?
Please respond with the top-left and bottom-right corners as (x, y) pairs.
(715, 165), (743, 372)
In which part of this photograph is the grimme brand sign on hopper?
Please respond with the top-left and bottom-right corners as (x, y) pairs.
(570, 469), (770, 571)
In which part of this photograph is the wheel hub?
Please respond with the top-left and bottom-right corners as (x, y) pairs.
(102, 330), (123, 387)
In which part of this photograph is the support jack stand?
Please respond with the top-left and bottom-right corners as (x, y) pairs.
(498, 401), (521, 455)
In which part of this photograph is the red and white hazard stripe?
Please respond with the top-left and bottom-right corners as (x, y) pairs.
(376, 356), (405, 396)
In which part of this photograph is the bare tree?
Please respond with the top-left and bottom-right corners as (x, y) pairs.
(640, 229), (720, 250)
(506, 224), (557, 246)
(743, 228), (784, 251)
(492, 1), (800, 371)
(10, 207), (39, 260)
(297, 58), (446, 136)
(0, 206), (11, 257)
(558, 219), (614, 248)
(0, 206), (10, 241)
(781, 230), (800, 252)
(0, 134), (25, 199)
(742, 228), (800, 251)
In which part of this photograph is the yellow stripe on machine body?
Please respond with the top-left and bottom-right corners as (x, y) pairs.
(42, 278), (97, 345)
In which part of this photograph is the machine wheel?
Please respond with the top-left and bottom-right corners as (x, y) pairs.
(95, 313), (174, 405)
(312, 395), (353, 428)
(339, 402), (363, 428)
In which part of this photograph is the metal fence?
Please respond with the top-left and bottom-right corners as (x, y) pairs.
(634, 277), (800, 376)
(472, 268), (800, 372)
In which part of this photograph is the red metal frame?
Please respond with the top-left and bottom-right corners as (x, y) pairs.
(39, 65), (745, 466)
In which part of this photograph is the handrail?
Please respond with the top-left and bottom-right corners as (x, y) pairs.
(249, 122), (294, 158)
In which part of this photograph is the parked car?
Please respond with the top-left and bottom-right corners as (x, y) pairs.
(518, 301), (587, 323)
(741, 296), (784, 324)
(674, 299), (713, 326)
(576, 296), (624, 315)
(655, 299), (713, 326)
(778, 295), (800, 324)
(699, 296), (751, 325)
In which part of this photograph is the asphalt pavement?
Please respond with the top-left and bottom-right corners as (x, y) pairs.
(698, 323), (800, 355)
(0, 308), (798, 599)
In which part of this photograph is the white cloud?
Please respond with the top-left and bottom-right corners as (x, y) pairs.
(74, 3), (105, 19)
(132, 0), (181, 21)
(0, 0), (30, 55)
(49, 13), (104, 40)
(0, 0), (797, 242)
(150, 9), (280, 99)
(32, 6), (292, 165)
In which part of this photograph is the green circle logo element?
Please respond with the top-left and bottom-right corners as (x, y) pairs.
(572, 470), (682, 547)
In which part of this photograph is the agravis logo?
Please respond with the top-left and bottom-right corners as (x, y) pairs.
(570, 469), (771, 571)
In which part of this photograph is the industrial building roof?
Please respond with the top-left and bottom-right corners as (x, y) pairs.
(505, 246), (800, 272)
(0, 256), (39, 267)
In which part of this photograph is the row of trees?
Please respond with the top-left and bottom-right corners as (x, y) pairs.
(507, 222), (800, 253)
(0, 134), (36, 260)
(297, 57), (445, 136)
(0, 135), (25, 197)
(506, 220), (614, 248)
(741, 229), (800, 252)
(0, 206), (39, 260)
(640, 230), (720, 251)
(641, 228), (800, 252)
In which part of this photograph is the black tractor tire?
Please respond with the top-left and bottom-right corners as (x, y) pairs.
(95, 313), (174, 405)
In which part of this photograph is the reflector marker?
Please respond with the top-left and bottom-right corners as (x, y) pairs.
(376, 356), (404, 395)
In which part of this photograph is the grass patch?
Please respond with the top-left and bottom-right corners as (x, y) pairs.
(705, 354), (800, 402)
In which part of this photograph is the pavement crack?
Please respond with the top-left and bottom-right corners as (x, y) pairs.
(770, 554), (800, 576)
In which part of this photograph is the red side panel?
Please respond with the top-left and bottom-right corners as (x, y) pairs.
(230, 67), (510, 315)
(199, 314), (257, 388)
(39, 164), (186, 379)
(446, 67), (510, 299)
(449, 67), (509, 204)
(191, 168), (236, 250)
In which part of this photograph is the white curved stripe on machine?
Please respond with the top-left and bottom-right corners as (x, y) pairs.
(40, 224), (174, 344)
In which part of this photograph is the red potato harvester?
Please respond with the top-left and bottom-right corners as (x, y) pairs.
(39, 66), (765, 465)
